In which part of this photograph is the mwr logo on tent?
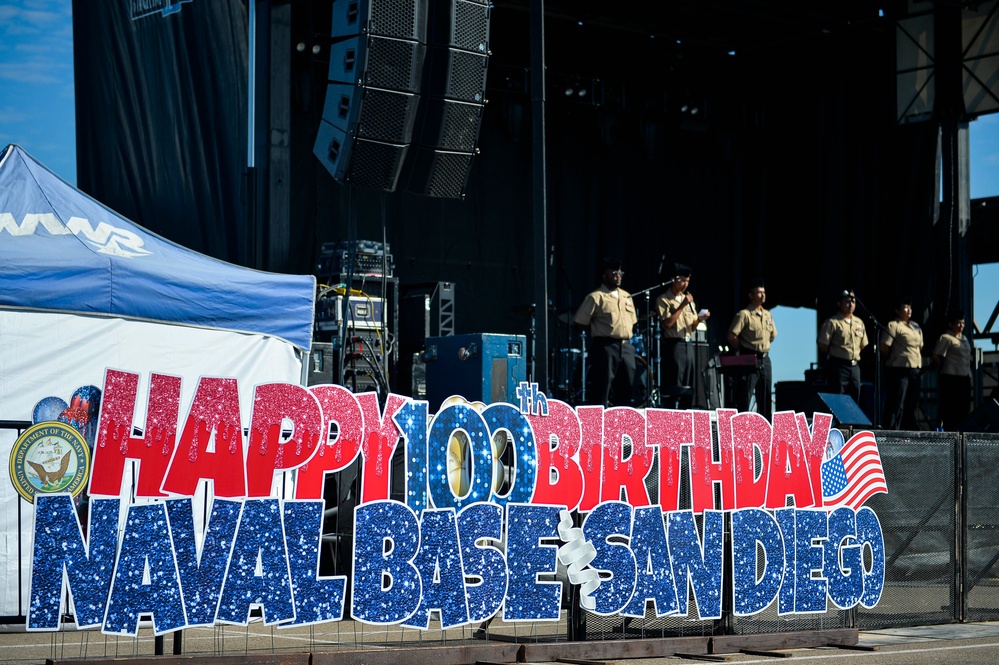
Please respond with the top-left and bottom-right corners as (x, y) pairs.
(0, 213), (152, 258)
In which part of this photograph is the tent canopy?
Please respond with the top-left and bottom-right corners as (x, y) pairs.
(0, 145), (315, 352)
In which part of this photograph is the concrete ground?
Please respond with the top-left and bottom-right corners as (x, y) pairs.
(2, 620), (999, 665)
(0, 621), (999, 665)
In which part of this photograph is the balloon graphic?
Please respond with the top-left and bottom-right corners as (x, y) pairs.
(57, 385), (102, 448)
(33, 396), (68, 424)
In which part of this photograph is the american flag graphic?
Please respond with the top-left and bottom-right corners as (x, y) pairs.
(821, 430), (888, 510)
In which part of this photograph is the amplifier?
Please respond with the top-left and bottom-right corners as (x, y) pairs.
(395, 351), (427, 399)
(399, 293), (432, 354)
(316, 295), (385, 331)
(424, 333), (526, 411)
(306, 336), (385, 394)
(307, 342), (336, 386)
(775, 381), (816, 415)
(318, 241), (394, 277)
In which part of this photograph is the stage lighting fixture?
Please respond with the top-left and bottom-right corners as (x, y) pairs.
(559, 76), (599, 103)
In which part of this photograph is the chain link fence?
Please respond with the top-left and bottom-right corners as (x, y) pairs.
(3, 422), (999, 654)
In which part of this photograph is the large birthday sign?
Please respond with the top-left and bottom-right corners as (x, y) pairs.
(24, 370), (888, 635)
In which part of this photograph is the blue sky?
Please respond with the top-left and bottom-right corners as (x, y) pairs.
(2, 1), (997, 393)
(0, 1), (75, 183)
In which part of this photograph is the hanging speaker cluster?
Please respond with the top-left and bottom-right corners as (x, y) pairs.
(401, 0), (490, 198)
(314, 0), (490, 197)
(314, 0), (428, 191)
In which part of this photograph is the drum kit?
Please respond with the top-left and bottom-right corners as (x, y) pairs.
(511, 283), (668, 407)
(551, 318), (660, 407)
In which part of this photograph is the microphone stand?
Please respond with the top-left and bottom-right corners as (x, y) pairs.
(527, 304), (537, 382)
(855, 296), (887, 429)
(556, 260), (576, 402)
(652, 310), (662, 407)
(631, 282), (668, 407)
(689, 298), (703, 410)
(630, 283), (667, 298)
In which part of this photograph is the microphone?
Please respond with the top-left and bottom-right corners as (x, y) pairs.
(687, 292), (696, 314)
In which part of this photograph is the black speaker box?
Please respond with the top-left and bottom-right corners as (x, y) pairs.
(395, 351), (427, 399)
(805, 392), (872, 427)
(775, 380), (817, 415)
(400, 146), (474, 198)
(411, 96), (483, 151)
(385, 0), (490, 199)
(421, 46), (488, 102)
(961, 398), (999, 433)
(427, 0), (490, 53)
(399, 293), (431, 353)
(322, 83), (420, 144)
(314, 119), (408, 191)
(307, 342), (337, 386)
(328, 35), (426, 93)
(306, 339), (385, 393)
(331, 0), (428, 41)
(318, 23), (428, 191)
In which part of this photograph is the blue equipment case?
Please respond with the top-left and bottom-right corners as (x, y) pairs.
(424, 333), (526, 411)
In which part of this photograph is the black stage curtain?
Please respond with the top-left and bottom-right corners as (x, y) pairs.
(74, 1), (942, 362)
(73, 0), (250, 266)
(293, 4), (942, 350)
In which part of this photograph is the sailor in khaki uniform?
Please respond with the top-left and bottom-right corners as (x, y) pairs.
(726, 281), (777, 418)
(574, 257), (638, 407)
(879, 297), (923, 430)
(656, 264), (710, 409)
(818, 289), (869, 404)
(933, 311), (973, 431)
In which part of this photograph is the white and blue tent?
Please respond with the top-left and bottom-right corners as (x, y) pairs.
(0, 144), (315, 351)
(0, 145), (316, 617)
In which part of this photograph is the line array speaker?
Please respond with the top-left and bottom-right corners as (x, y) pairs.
(401, 0), (491, 198)
(314, 0), (429, 191)
(961, 397), (999, 433)
(330, 0), (427, 41)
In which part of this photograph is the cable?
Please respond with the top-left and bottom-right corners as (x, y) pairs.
(345, 332), (390, 395)
(329, 284), (365, 297)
